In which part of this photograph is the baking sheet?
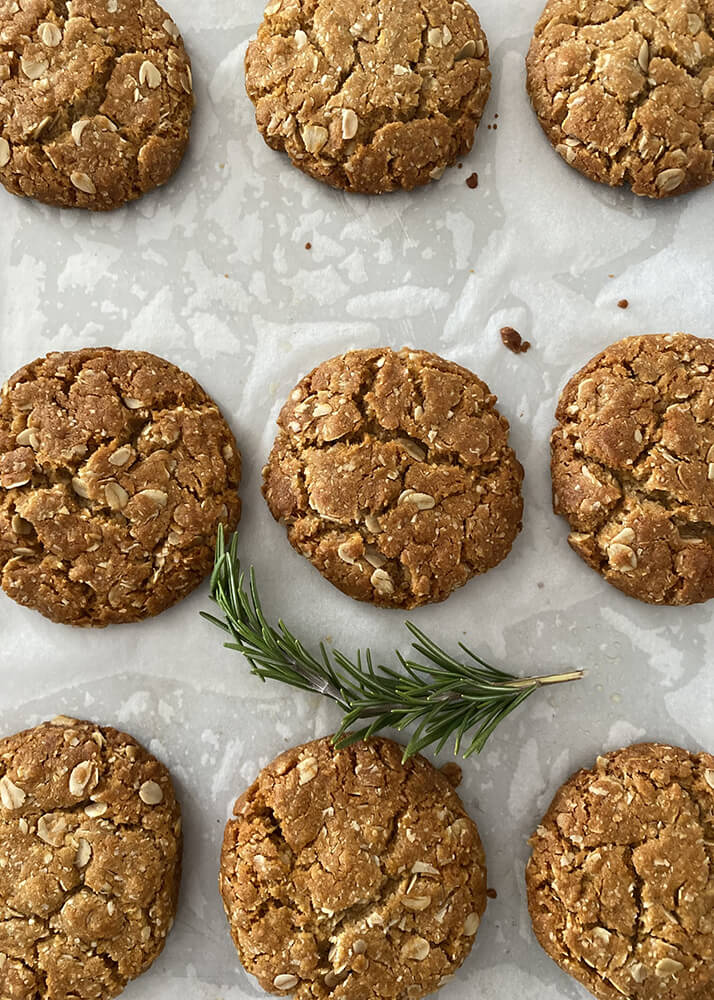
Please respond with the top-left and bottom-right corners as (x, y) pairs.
(2, 0), (714, 997)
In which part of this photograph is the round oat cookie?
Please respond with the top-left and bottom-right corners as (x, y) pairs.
(551, 332), (714, 605)
(0, 0), (194, 211)
(526, 742), (714, 1000)
(262, 347), (523, 609)
(219, 736), (488, 1000)
(244, 0), (491, 193)
(0, 347), (241, 626)
(526, 0), (714, 198)
(0, 716), (182, 1000)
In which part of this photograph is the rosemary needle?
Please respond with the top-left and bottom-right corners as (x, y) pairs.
(201, 527), (584, 760)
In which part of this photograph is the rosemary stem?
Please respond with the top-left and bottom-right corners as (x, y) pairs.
(507, 669), (584, 689)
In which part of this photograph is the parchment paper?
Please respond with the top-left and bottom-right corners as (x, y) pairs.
(2, 0), (714, 996)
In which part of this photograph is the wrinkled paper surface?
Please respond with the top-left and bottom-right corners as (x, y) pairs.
(2, 0), (714, 996)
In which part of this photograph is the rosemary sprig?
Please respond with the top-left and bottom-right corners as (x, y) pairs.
(201, 527), (583, 760)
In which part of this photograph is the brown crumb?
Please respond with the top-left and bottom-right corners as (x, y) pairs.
(486, 888), (498, 899)
(440, 762), (463, 788)
(466, 172), (479, 189)
(458, 162), (463, 169)
(305, 242), (312, 250)
(617, 299), (629, 309)
(500, 327), (531, 354)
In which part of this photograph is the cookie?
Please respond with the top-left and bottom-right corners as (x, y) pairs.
(0, 0), (194, 211)
(0, 347), (241, 626)
(526, 0), (714, 198)
(219, 736), (487, 1000)
(551, 332), (714, 605)
(262, 347), (523, 609)
(526, 742), (714, 1000)
(245, 0), (491, 193)
(0, 716), (182, 1000)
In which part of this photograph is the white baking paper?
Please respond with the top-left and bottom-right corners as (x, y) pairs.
(2, 0), (714, 997)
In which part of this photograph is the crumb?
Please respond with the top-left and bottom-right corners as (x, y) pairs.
(617, 299), (628, 309)
(500, 327), (531, 354)
(440, 762), (463, 788)
(494, 113), (499, 119)
(537, 582), (544, 589)
(305, 242), (312, 250)
(487, 888), (498, 899)
(466, 172), (479, 189)
(493, 124), (498, 129)
(458, 162), (463, 169)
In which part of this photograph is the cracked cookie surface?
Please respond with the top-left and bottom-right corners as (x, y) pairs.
(219, 736), (487, 1000)
(0, 347), (241, 626)
(0, 717), (182, 1000)
(526, 742), (714, 1000)
(245, 0), (491, 193)
(526, 0), (714, 198)
(551, 333), (714, 605)
(262, 347), (523, 610)
(0, 0), (194, 210)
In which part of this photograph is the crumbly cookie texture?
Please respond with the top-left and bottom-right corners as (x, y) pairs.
(220, 736), (487, 1000)
(526, 742), (714, 1000)
(0, 0), (194, 210)
(551, 332), (714, 605)
(0, 717), (182, 1000)
(245, 0), (491, 193)
(262, 347), (523, 609)
(526, 0), (714, 198)
(0, 347), (241, 626)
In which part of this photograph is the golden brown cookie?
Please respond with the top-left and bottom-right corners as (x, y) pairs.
(0, 347), (241, 626)
(526, 0), (714, 198)
(526, 742), (714, 1000)
(0, 0), (194, 210)
(219, 736), (488, 1000)
(0, 716), (182, 1000)
(262, 347), (523, 609)
(551, 332), (714, 605)
(245, 0), (491, 193)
